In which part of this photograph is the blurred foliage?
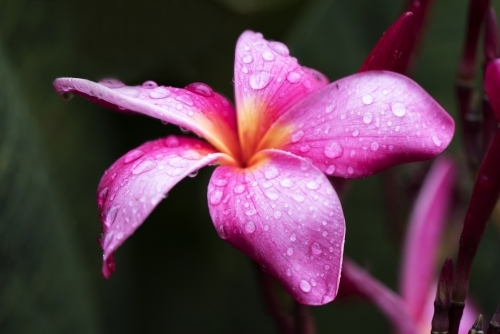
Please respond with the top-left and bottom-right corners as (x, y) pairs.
(1, 0), (500, 333)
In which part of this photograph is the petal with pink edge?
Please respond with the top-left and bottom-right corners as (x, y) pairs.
(259, 71), (455, 178)
(98, 136), (228, 277)
(485, 59), (500, 120)
(53, 78), (240, 159)
(234, 31), (329, 161)
(399, 157), (455, 321)
(207, 149), (345, 305)
(342, 259), (419, 334)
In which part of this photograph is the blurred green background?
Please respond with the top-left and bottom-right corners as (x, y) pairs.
(1, 0), (500, 333)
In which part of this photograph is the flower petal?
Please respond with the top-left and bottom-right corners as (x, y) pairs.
(342, 259), (419, 334)
(98, 135), (228, 278)
(234, 31), (329, 161)
(260, 71), (454, 178)
(53, 78), (241, 159)
(399, 157), (455, 320)
(485, 59), (500, 120)
(207, 149), (345, 305)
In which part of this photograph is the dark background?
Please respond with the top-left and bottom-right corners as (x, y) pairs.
(1, 0), (500, 333)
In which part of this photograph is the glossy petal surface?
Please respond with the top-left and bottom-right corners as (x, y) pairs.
(485, 59), (500, 120)
(98, 136), (226, 277)
(234, 31), (329, 161)
(53, 78), (240, 158)
(342, 260), (418, 334)
(261, 71), (454, 178)
(399, 157), (455, 320)
(207, 149), (345, 305)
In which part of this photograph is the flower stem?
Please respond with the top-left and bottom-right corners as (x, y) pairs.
(486, 304), (500, 334)
(293, 302), (315, 334)
(432, 258), (453, 333)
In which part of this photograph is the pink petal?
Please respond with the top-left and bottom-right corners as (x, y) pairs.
(399, 157), (455, 320)
(342, 259), (419, 334)
(485, 59), (500, 120)
(207, 149), (345, 305)
(234, 31), (329, 161)
(260, 71), (454, 178)
(98, 136), (227, 277)
(53, 78), (241, 159)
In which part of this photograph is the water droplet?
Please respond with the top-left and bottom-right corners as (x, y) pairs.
(395, 126), (400, 132)
(286, 268), (292, 276)
(131, 160), (157, 174)
(188, 170), (199, 178)
(325, 104), (335, 114)
(311, 279), (317, 287)
(324, 265), (330, 270)
(311, 242), (322, 255)
(287, 247), (294, 256)
(387, 121), (392, 126)
(362, 94), (374, 105)
(291, 130), (305, 142)
(217, 225), (228, 239)
(262, 51), (275, 61)
(142, 80), (158, 89)
(300, 144), (310, 152)
(306, 181), (320, 190)
(249, 71), (271, 90)
(245, 209), (257, 216)
(322, 231), (328, 237)
(274, 211), (282, 218)
(432, 135), (442, 147)
(124, 149), (145, 164)
(212, 178), (228, 187)
(99, 78), (125, 88)
(363, 112), (373, 124)
(292, 194), (305, 202)
(290, 233), (297, 241)
(287, 72), (301, 83)
(341, 113), (347, 120)
(391, 102), (407, 117)
(164, 136), (179, 147)
(280, 179), (294, 188)
(268, 41), (289, 56)
(371, 142), (379, 151)
(352, 129), (359, 137)
(176, 103), (183, 110)
(245, 221), (256, 233)
(264, 166), (279, 179)
(234, 184), (246, 194)
(243, 45), (251, 51)
(382, 89), (389, 95)
(185, 82), (214, 97)
(242, 55), (253, 63)
(209, 190), (223, 205)
(61, 92), (74, 101)
(326, 165), (336, 175)
(347, 167), (354, 175)
(300, 280), (311, 292)
(150, 87), (170, 99)
(324, 141), (343, 158)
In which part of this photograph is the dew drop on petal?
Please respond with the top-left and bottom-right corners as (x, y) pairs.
(217, 225), (228, 239)
(363, 112), (373, 124)
(324, 141), (343, 159)
(262, 51), (275, 61)
(141, 80), (158, 89)
(391, 102), (407, 117)
(149, 87), (170, 99)
(432, 135), (442, 147)
(306, 181), (320, 190)
(245, 221), (256, 233)
(185, 82), (214, 97)
(300, 144), (310, 152)
(290, 233), (297, 241)
(371, 142), (379, 151)
(264, 166), (280, 179)
(300, 280), (312, 292)
(268, 41), (289, 56)
(132, 160), (157, 174)
(164, 136), (179, 147)
(274, 211), (282, 218)
(265, 191), (279, 200)
(382, 89), (389, 95)
(286, 268), (292, 276)
(234, 184), (246, 194)
(362, 94), (374, 105)
(291, 130), (305, 142)
(326, 165), (336, 175)
(209, 190), (223, 205)
(280, 179), (294, 188)
(99, 78), (125, 88)
(242, 55), (253, 64)
(124, 149), (144, 164)
(292, 193), (305, 202)
(249, 71), (271, 90)
(347, 167), (354, 175)
(352, 130), (359, 137)
(311, 242), (322, 255)
(287, 247), (294, 256)
(287, 72), (301, 83)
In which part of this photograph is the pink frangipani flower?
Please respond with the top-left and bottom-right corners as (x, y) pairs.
(53, 31), (454, 305)
(342, 157), (477, 333)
